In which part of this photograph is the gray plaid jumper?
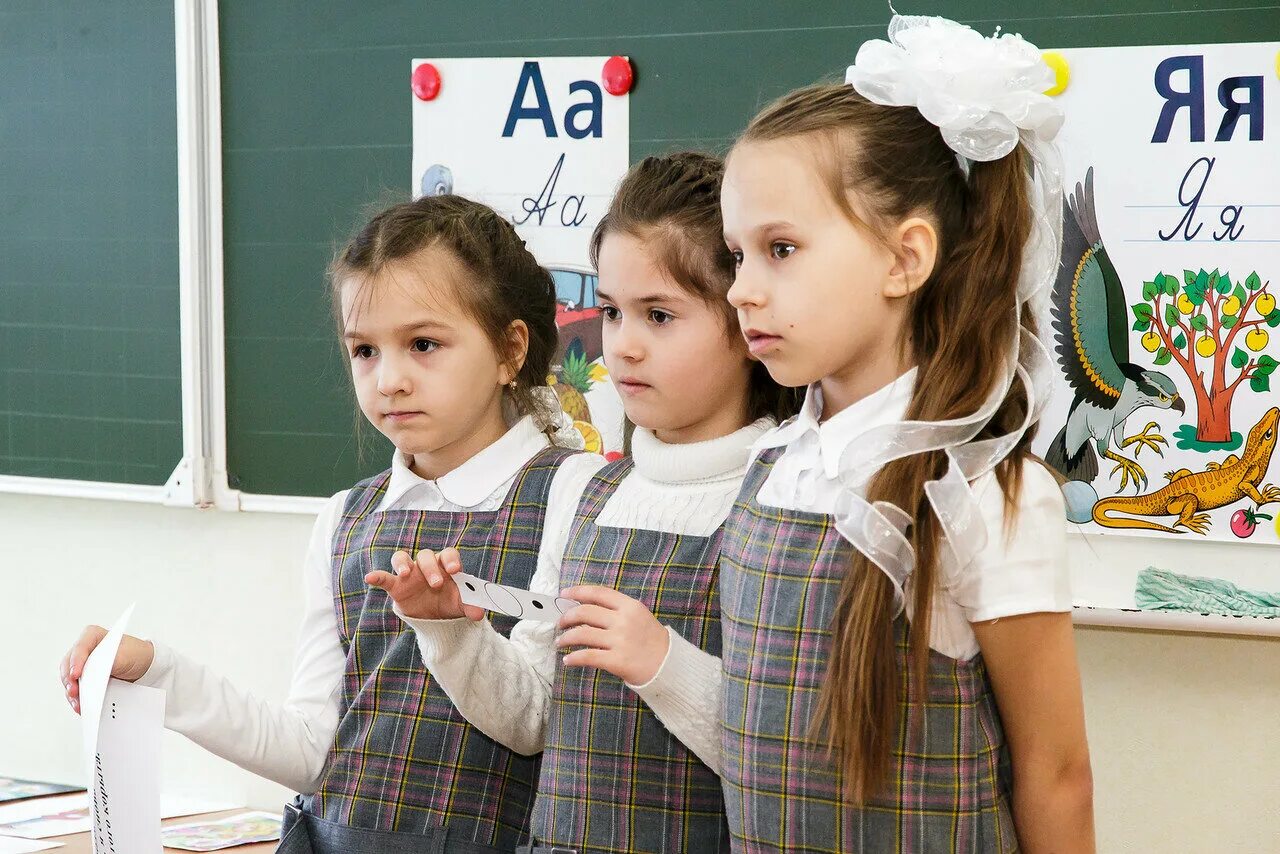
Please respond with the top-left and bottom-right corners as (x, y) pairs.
(304, 447), (575, 850)
(719, 447), (1018, 853)
(531, 458), (732, 853)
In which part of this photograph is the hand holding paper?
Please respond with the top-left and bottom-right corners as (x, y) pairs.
(366, 548), (484, 622)
(79, 605), (165, 854)
(60, 626), (154, 715)
(370, 547), (580, 625)
(556, 585), (670, 685)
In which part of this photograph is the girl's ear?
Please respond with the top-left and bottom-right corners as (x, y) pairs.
(499, 319), (530, 385)
(884, 216), (938, 299)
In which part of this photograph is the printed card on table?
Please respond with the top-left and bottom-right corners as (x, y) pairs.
(0, 777), (81, 805)
(160, 811), (283, 852)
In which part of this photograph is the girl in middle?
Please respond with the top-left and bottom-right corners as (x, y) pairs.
(371, 151), (800, 853)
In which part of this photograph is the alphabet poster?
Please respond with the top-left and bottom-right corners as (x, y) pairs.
(411, 57), (630, 457)
(1035, 41), (1279, 561)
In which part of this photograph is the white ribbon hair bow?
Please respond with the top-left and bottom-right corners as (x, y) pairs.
(845, 14), (1063, 163)
(832, 14), (1065, 612)
(531, 385), (586, 450)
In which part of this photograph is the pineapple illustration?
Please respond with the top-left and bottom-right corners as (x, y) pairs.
(551, 339), (596, 423)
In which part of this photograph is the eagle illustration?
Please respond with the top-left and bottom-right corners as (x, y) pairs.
(1045, 168), (1185, 492)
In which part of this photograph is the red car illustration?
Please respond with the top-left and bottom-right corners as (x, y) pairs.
(550, 264), (603, 365)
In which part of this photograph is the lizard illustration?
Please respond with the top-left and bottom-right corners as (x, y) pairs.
(1091, 407), (1280, 534)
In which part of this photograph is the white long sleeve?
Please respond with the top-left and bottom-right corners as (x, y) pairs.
(405, 420), (773, 766)
(627, 627), (724, 773)
(400, 451), (605, 755)
(134, 416), (593, 792)
(136, 492), (349, 793)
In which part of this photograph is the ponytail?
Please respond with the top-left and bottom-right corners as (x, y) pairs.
(740, 84), (1034, 801)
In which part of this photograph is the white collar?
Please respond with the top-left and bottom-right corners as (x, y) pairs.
(756, 369), (917, 479)
(382, 415), (550, 509)
(631, 418), (775, 484)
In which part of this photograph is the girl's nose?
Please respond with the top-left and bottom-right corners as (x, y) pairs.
(377, 352), (413, 396)
(727, 263), (765, 309)
(607, 319), (645, 363)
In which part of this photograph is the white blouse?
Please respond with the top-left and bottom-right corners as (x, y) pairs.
(754, 373), (1072, 660)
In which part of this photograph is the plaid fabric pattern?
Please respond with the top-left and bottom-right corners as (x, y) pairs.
(719, 448), (1017, 853)
(307, 447), (576, 849)
(532, 459), (732, 853)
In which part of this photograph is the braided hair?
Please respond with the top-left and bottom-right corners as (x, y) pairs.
(331, 194), (561, 433)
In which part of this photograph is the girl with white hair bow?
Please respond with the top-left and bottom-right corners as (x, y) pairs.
(701, 14), (1095, 852)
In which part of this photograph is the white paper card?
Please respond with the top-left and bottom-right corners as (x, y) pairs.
(158, 797), (240, 821)
(78, 606), (134, 763)
(453, 573), (578, 623)
(0, 795), (87, 830)
(90, 681), (164, 853)
(79, 605), (165, 854)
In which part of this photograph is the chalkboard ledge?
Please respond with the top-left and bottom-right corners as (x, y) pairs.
(0, 475), (167, 505)
(1074, 606), (1280, 639)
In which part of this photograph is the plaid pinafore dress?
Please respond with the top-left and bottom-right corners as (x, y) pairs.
(526, 459), (732, 853)
(276, 447), (576, 854)
(718, 447), (1017, 853)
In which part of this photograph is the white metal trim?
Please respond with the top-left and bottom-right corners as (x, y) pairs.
(200, 0), (237, 512)
(0, 475), (167, 505)
(170, 0), (237, 510)
(169, 0), (203, 507)
(237, 493), (330, 515)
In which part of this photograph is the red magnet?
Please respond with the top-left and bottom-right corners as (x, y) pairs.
(412, 63), (442, 101)
(602, 56), (633, 96)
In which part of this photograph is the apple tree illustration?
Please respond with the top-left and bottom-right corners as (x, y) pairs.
(1131, 269), (1277, 448)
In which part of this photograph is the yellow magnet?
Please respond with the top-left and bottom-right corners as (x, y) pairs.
(1042, 51), (1070, 96)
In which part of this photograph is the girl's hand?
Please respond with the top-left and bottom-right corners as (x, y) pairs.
(365, 548), (485, 622)
(59, 626), (155, 715)
(556, 586), (670, 685)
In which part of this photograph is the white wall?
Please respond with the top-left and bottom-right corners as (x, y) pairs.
(0, 493), (311, 812)
(3, 491), (1278, 851)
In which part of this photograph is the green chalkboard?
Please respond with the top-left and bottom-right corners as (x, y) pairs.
(0, 1), (181, 484)
(219, 0), (1277, 497)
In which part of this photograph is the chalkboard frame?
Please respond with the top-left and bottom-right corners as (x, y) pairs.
(7, 1), (1279, 637)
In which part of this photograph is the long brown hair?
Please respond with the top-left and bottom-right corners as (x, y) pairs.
(589, 152), (801, 425)
(330, 194), (561, 434)
(738, 84), (1034, 801)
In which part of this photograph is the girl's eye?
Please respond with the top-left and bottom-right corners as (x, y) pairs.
(352, 344), (374, 359)
(601, 305), (620, 322)
(411, 338), (438, 353)
(770, 241), (796, 260)
(649, 309), (673, 325)
(729, 249), (744, 267)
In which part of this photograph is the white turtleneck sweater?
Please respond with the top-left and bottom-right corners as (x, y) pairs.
(400, 418), (774, 772)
